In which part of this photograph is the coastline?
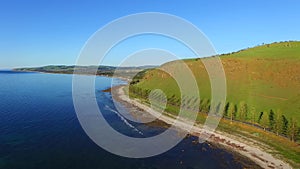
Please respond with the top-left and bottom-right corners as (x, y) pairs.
(113, 85), (292, 169)
(13, 69), (131, 82)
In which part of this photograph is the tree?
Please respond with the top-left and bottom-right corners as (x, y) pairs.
(237, 101), (248, 121)
(269, 109), (275, 131)
(214, 102), (222, 117)
(200, 98), (210, 113)
(145, 89), (151, 97)
(205, 101), (211, 113)
(260, 111), (269, 130)
(192, 97), (199, 106)
(175, 98), (181, 107)
(186, 96), (192, 105)
(227, 103), (236, 124)
(191, 97), (200, 111)
(168, 94), (176, 105)
(273, 109), (284, 135)
(141, 89), (149, 98)
(249, 106), (256, 125)
(258, 112), (263, 123)
(224, 102), (230, 117)
(288, 117), (298, 142)
(282, 115), (289, 136)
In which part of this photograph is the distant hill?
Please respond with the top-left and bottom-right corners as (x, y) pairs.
(14, 65), (157, 79)
(130, 41), (300, 124)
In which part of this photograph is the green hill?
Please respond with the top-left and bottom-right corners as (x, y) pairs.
(129, 41), (300, 166)
(130, 41), (300, 135)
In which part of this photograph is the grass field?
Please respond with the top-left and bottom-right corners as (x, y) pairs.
(132, 41), (300, 121)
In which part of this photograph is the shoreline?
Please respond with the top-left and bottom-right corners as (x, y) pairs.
(13, 70), (131, 82)
(113, 85), (292, 169)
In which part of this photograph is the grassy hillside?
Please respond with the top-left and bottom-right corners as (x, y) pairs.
(131, 41), (300, 121)
(132, 42), (300, 121)
(129, 41), (300, 166)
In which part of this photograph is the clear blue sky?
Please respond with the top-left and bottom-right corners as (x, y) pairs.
(1, 0), (300, 69)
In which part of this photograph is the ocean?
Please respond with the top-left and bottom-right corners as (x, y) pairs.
(0, 71), (259, 169)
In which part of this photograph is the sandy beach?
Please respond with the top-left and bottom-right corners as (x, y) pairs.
(113, 85), (292, 169)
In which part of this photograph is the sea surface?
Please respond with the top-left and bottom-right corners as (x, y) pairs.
(0, 71), (259, 169)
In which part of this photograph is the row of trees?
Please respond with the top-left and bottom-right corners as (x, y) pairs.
(129, 86), (300, 142)
(223, 102), (299, 142)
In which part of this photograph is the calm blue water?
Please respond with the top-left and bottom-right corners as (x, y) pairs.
(0, 71), (259, 169)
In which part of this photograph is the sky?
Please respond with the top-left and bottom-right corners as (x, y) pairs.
(1, 0), (300, 69)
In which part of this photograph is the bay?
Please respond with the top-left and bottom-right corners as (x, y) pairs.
(0, 71), (259, 169)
